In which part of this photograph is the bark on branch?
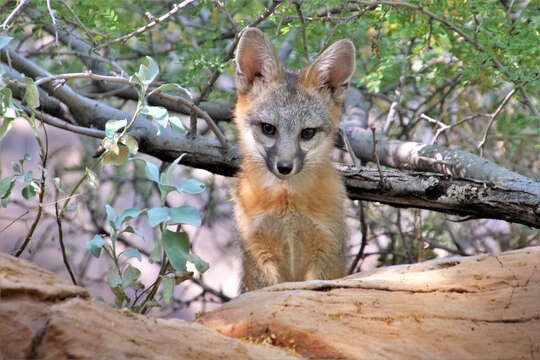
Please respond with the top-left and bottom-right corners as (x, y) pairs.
(2, 48), (539, 228)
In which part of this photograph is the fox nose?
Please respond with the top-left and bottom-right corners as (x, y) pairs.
(276, 161), (293, 175)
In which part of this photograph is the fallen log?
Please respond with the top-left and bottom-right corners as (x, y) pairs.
(198, 247), (540, 359)
(1, 248), (538, 359)
(0, 252), (299, 360)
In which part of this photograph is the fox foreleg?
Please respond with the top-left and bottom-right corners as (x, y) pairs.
(243, 239), (282, 290)
(305, 235), (346, 281)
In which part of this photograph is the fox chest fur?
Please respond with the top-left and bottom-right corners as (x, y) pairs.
(234, 161), (347, 288)
(233, 28), (355, 291)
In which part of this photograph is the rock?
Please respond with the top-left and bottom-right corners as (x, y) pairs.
(197, 247), (540, 359)
(0, 252), (300, 360)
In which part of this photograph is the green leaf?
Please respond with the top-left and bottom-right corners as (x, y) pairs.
(164, 154), (186, 185)
(0, 36), (13, 50)
(0, 176), (14, 197)
(105, 119), (127, 141)
(123, 225), (144, 238)
(111, 286), (129, 308)
(0, 117), (15, 142)
(177, 179), (205, 195)
(149, 241), (162, 263)
(169, 116), (187, 134)
(53, 177), (64, 193)
(162, 276), (175, 304)
(147, 83), (193, 99)
(161, 230), (189, 273)
(22, 184), (37, 199)
(133, 56), (159, 87)
(24, 77), (40, 109)
(167, 205), (201, 227)
(86, 167), (99, 189)
(140, 105), (168, 135)
(122, 248), (142, 262)
(12, 162), (21, 173)
(122, 264), (141, 288)
(143, 160), (160, 183)
(105, 204), (118, 230)
(158, 183), (176, 201)
(147, 207), (169, 227)
(117, 207), (144, 227)
(107, 270), (122, 288)
(23, 170), (33, 183)
(87, 235), (107, 257)
(0, 87), (19, 120)
(188, 253), (209, 273)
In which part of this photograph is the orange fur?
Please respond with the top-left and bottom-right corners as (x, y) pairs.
(233, 28), (354, 291)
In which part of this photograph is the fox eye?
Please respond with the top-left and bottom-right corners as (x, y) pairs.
(261, 122), (276, 136)
(300, 128), (317, 140)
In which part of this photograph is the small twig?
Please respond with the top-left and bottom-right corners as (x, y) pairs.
(15, 114), (49, 257)
(154, 91), (228, 147)
(2, 195), (83, 235)
(1, 0), (30, 30)
(96, 0), (198, 50)
(34, 71), (134, 87)
(24, 107), (105, 139)
(195, 0), (283, 104)
(58, 0), (100, 46)
(31, 73), (229, 147)
(382, 90), (400, 135)
(339, 127), (362, 174)
(477, 87), (516, 156)
(216, 1), (238, 32)
(348, 201), (368, 274)
(421, 113), (475, 145)
(319, 2), (374, 52)
(370, 127), (385, 187)
(55, 201), (78, 285)
(46, 0), (59, 45)
(397, 209), (414, 263)
(294, 1), (310, 62)
(140, 255), (169, 314)
(275, 0), (293, 36)
(414, 209), (424, 262)
(26, 50), (125, 75)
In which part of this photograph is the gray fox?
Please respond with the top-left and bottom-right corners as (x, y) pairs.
(233, 27), (355, 290)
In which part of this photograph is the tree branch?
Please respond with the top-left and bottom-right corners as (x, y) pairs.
(95, 0), (199, 50)
(2, 36), (538, 229)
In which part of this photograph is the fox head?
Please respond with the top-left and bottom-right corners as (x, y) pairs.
(234, 28), (355, 181)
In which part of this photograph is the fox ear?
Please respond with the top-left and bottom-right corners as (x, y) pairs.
(302, 39), (356, 102)
(235, 27), (282, 94)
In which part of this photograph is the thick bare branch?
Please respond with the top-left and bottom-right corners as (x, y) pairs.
(2, 38), (538, 228)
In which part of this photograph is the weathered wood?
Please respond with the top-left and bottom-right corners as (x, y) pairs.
(343, 168), (540, 228)
(0, 252), (299, 360)
(198, 247), (540, 359)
